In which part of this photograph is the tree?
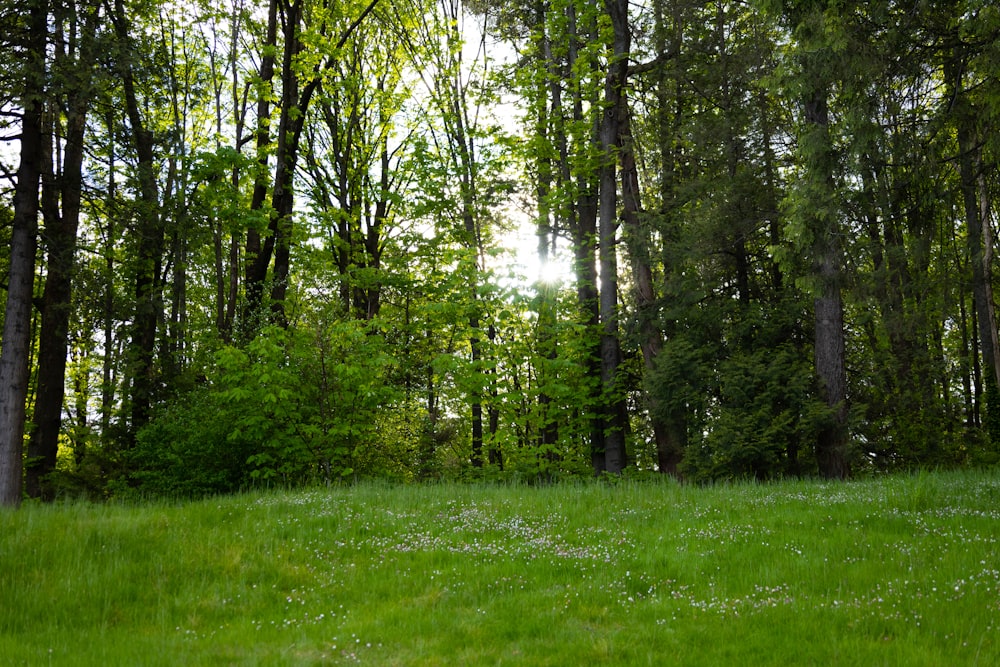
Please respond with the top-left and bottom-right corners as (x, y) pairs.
(624, 0), (803, 479)
(625, 0), (693, 476)
(619, 107), (680, 475)
(25, 0), (102, 498)
(764, 1), (851, 478)
(595, 0), (630, 473)
(300, 14), (411, 322)
(945, 8), (1000, 446)
(243, 0), (383, 326)
(0, 0), (47, 506)
(109, 0), (168, 437)
(404, 0), (505, 469)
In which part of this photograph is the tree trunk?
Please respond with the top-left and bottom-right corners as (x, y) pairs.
(244, 0), (278, 326)
(948, 44), (1000, 443)
(577, 186), (603, 475)
(459, 115), (484, 471)
(561, 0), (604, 474)
(0, 0), (47, 506)
(100, 109), (117, 437)
(25, 1), (99, 498)
(803, 88), (850, 479)
(112, 0), (166, 438)
(620, 109), (682, 476)
(595, 0), (631, 474)
(264, 0), (306, 323)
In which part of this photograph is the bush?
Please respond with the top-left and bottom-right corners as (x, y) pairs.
(128, 388), (256, 497)
(680, 343), (824, 482)
(129, 321), (402, 497)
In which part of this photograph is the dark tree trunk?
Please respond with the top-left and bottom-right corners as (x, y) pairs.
(460, 157), (484, 469)
(264, 0), (306, 323)
(244, 0), (278, 325)
(620, 110), (682, 477)
(112, 0), (166, 438)
(803, 88), (850, 479)
(576, 188), (603, 474)
(0, 0), (47, 506)
(813, 254), (850, 479)
(596, 0), (631, 474)
(488, 322), (502, 468)
(25, 1), (98, 498)
(100, 110), (118, 437)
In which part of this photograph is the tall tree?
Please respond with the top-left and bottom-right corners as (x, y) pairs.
(595, 0), (630, 473)
(300, 16), (410, 323)
(244, 0), (383, 326)
(619, 107), (680, 475)
(633, 0), (691, 476)
(786, 2), (851, 478)
(110, 0), (167, 437)
(25, 0), (102, 497)
(406, 0), (499, 468)
(946, 16), (1000, 444)
(0, 0), (48, 506)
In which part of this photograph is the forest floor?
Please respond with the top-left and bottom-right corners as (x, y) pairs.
(1, 470), (999, 665)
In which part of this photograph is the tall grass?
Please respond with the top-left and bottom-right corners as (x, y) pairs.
(1, 471), (998, 665)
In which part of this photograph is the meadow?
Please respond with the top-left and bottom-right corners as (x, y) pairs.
(1, 471), (998, 665)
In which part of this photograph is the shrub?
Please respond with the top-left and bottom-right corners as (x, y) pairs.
(129, 321), (401, 497)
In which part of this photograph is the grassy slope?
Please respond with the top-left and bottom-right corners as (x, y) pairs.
(1, 471), (999, 665)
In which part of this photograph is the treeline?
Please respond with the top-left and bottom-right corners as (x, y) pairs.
(0, 0), (998, 503)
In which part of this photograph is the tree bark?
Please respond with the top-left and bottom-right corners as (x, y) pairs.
(112, 0), (166, 438)
(0, 0), (47, 506)
(263, 0), (306, 322)
(947, 43), (1000, 443)
(595, 0), (631, 474)
(25, 0), (99, 498)
(620, 109), (682, 476)
(244, 0), (279, 326)
(803, 88), (850, 479)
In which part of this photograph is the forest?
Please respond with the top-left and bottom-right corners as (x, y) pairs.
(0, 0), (999, 504)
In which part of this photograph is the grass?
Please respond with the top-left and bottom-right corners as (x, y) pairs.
(1, 471), (999, 665)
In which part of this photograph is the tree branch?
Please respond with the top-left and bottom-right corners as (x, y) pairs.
(627, 49), (679, 77)
(336, 0), (382, 51)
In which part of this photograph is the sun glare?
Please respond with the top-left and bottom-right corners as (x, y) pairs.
(501, 218), (574, 292)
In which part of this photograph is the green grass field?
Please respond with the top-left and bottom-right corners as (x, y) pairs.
(2, 471), (999, 665)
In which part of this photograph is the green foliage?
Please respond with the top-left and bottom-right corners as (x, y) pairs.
(129, 318), (401, 497)
(223, 321), (399, 483)
(16, 0), (1000, 494)
(685, 343), (824, 481)
(127, 387), (254, 498)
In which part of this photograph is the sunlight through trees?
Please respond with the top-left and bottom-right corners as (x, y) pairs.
(1, 0), (999, 501)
